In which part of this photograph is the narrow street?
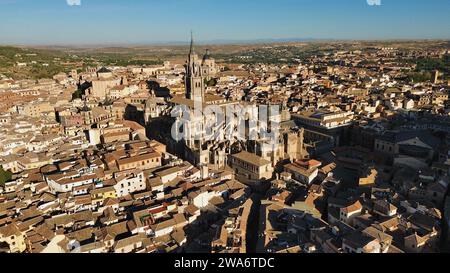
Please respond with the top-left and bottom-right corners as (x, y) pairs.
(246, 193), (264, 253)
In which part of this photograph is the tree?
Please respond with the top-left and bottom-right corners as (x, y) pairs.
(204, 78), (218, 87)
(72, 89), (83, 100)
(0, 166), (12, 187)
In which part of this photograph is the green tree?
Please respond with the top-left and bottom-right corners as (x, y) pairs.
(72, 89), (83, 100)
(204, 78), (218, 87)
(0, 167), (12, 187)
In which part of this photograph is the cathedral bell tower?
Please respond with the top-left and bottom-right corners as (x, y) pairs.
(185, 32), (205, 104)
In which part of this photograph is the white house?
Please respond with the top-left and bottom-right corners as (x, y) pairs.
(340, 201), (363, 225)
(46, 173), (96, 194)
(113, 170), (145, 197)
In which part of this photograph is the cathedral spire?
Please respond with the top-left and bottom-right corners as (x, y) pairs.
(185, 31), (205, 102)
(189, 31), (194, 55)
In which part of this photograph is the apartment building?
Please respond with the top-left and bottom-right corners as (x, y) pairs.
(117, 151), (161, 171)
(230, 151), (273, 185)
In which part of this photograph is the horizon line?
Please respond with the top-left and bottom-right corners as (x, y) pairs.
(1, 37), (450, 48)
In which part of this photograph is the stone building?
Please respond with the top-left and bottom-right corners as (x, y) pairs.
(166, 35), (307, 176)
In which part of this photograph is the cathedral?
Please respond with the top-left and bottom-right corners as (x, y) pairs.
(167, 34), (308, 170)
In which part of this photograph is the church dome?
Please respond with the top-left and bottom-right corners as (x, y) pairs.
(97, 67), (112, 74)
(202, 49), (211, 61)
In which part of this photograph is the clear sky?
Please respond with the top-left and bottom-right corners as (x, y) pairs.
(0, 0), (449, 45)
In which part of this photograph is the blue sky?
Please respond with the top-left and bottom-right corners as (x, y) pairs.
(0, 0), (449, 45)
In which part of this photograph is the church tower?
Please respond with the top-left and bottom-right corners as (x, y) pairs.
(185, 33), (205, 103)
